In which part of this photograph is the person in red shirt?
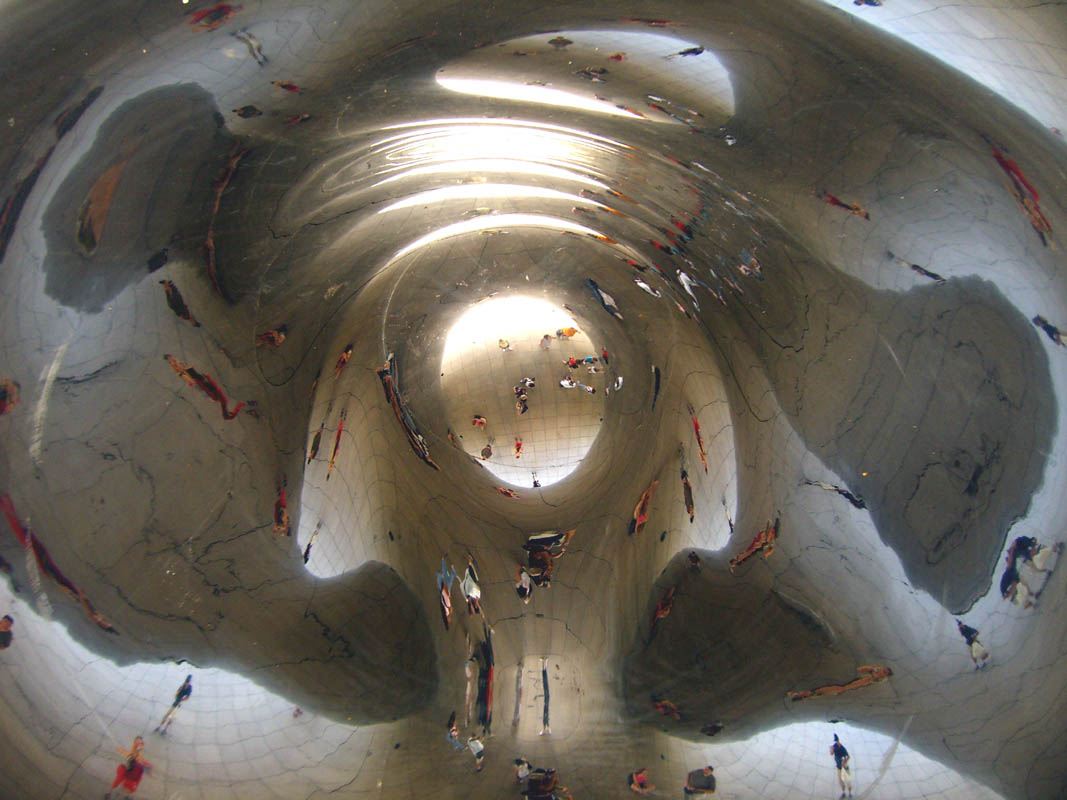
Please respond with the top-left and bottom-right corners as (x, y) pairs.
(628, 767), (655, 794)
(105, 737), (152, 798)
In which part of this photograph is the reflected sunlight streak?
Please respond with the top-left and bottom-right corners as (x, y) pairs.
(437, 76), (659, 120)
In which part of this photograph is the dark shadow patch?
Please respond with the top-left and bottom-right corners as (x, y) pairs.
(41, 83), (239, 312)
(734, 259), (1055, 614)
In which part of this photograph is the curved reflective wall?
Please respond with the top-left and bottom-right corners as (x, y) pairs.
(1, 1), (1065, 799)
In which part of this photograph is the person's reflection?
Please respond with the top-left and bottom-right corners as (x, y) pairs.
(159, 280), (200, 327)
(326, 409), (346, 480)
(306, 419), (325, 464)
(188, 3), (242, 32)
(436, 559), (458, 630)
(461, 555), (483, 616)
(163, 355), (251, 420)
(681, 469), (695, 522)
(1032, 315), (1065, 346)
(728, 517), (779, 573)
(787, 665), (892, 701)
(628, 480), (659, 535)
(255, 324), (287, 347)
(272, 479), (290, 537)
(334, 343), (353, 378)
(0, 378), (19, 417)
(816, 189), (869, 220)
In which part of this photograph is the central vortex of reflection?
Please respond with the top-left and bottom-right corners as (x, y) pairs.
(440, 296), (605, 488)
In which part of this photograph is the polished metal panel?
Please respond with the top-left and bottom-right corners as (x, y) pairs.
(0, 1), (1064, 798)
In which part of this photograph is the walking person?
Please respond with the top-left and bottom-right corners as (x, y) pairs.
(830, 733), (853, 798)
(156, 675), (193, 734)
(104, 737), (152, 799)
(515, 565), (534, 604)
(461, 555), (483, 615)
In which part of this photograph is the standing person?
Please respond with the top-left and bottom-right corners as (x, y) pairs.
(302, 526), (319, 564)
(436, 559), (458, 629)
(540, 334), (553, 350)
(156, 675), (193, 734)
(540, 656), (551, 735)
(515, 565), (534, 603)
(956, 620), (990, 668)
(272, 481), (290, 537)
(445, 711), (466, 751)
(467, 734), (485, 771)
(681, 469), (695, 522)
(830, 734), (853, 798)
(648, 587), (675, 645)
(334, 343), (353, 378)
(0, 614), (12, 649)
(104, 737), (152, 799)
(461, 555), (483, 615)
(684, 765), (715, 795)
(628, 767), (654, 794)
(498, 338), (513, 351)
(514, 757), (532, 783)
(0, 378), (19, 417)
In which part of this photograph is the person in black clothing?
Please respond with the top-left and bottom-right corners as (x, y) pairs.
(156, 675), (193, 734)
(830, 734), (852, 798)
(1032, 315), (1065, 346)
(0, 614), (12, 649)
(524, 768), (572, 799)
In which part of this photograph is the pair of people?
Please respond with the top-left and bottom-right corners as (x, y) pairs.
(1001, 536), (1061, 608)
(524, 530), (575, 588)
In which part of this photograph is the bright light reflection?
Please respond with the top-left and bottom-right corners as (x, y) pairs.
(390, 213), (603, 261)
(373, 159), (608, 189)
(379, 117), (629, 150)
(442, 297), (603, 488)
(437, 76), (653, 120)
(384, 125), (591, 162)
(378, 184), (592, 213)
